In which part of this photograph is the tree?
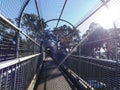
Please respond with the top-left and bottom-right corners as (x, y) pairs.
(81, 22), (109, 57)
(21, 13), (47, 43)
(52, 25), (81, 53)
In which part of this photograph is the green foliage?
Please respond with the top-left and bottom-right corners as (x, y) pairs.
(52, 25), (81, 51)
(21, 13), (47, 42)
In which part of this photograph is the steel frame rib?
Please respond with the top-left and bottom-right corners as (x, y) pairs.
(35, 0), (44, 31)
(75, 0), (110, 28)
(55, 0), (68, 28)
(18, 0), (30, 28)
(45, 19), (75, 28)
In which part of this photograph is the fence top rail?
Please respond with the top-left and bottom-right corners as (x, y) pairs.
(70, 55), (117, 64)
(0, 53), (41, 70)
(0, 14), (40, 46)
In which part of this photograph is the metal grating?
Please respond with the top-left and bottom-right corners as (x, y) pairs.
(37, 57), (72, 90)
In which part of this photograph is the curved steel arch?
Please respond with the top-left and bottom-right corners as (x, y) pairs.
(45, 19), (76, 29)
(17, 0), (42, 28)
(18, 0), (30, 28)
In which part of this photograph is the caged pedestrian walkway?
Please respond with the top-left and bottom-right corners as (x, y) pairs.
(35, 57), (72, 90)
(1, 0), (120, 90)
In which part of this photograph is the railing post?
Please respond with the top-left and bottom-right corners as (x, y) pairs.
(42, 45), (45, 60)
(114, 36), (120, 90)
(79, 46), (81, 56)
(16, 31), (20, 58)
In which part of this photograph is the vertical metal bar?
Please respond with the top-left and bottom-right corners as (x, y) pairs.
(115, 39), (118, 61)
(18, 63), (22, 90)
(13, 64), (17, 90)
(22, 63), (25, 90)
(17, 63), (21, 90)
(0, 70), (1, 90)
(33, 44), (35, 54)
(113, 21), (117, 29)
(79, 46), (81, 56)
(11, 66), (14, 90)
(20, 63), (23, 90)
(16, 31), (20, 58)
(24, 63), (27, 89)
(78, 46), (81, 76)
(114, 37), (120, 90)
(5, 67), (9, 90)
(0, 69), (3, 90)
(9, 69), (12, 89)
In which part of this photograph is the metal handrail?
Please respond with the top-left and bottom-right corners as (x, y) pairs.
(0, 53), (41, 70)
(70, 55), (116, 63)
(63, 65), (95, 90)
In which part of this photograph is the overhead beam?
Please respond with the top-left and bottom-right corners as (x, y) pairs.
(55, 0), (68, 28)
(46, 18), (75, 29)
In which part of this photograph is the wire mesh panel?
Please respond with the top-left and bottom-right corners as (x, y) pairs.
(63, 56), (117, 90)
(53, 27), (120, 90)
(0, 0), (45, 90)
(0, 56), (40, 90)
(55, 27), (120, 89)
(0, 0), (27, 25)
(0, 8), (42, 90)
(0, 19), (17, 62)
(19, 33), (40, 57)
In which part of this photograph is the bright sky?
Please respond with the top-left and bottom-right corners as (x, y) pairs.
(38, 0), (100, 29)
(1, 0), (120, 35)
(0, 0), (101, 30)
(77, 0), (120, 35)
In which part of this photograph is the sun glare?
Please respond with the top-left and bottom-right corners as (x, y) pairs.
(96, 4), (120, 29)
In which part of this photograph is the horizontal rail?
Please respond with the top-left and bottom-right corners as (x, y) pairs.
(0, 53), (41, 70)
(69, 55), (115, 71)
(52, 52), (117, 64)
(0, 14), (40, 46)
(70, 55), (117, 64)
(63, 65), (95, 90)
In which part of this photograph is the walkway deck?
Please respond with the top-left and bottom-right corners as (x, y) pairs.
(36, 57), (72, 90)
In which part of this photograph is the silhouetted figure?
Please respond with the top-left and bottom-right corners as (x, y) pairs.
(45, 48), (52, 57)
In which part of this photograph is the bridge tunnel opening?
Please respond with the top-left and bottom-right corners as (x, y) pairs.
(1, 0), (120, 90)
